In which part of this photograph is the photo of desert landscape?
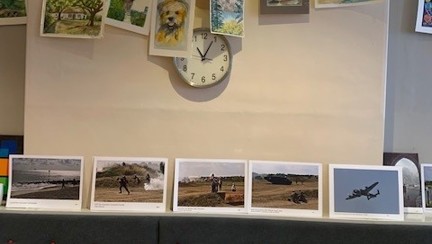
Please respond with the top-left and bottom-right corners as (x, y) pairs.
(10, 156), (82, 200)
(251, 161), (320, 210)
(175, 159), (246, 209)
(93, 158), (166, 203)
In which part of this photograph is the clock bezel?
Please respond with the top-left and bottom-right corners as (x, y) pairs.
(173, 28), (233, 88)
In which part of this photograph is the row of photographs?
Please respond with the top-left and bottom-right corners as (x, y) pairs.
(3, 155), (430, 221)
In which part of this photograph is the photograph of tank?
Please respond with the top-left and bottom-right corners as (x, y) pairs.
(174, 158), (247, 213)
(383, 152), (422, 213)
(7, 155), (83, 210)
(249, 160), (322, 217)
(91, 157), (167, 212)
(329, 164), (404, 221)
(421, 164), (432, 212)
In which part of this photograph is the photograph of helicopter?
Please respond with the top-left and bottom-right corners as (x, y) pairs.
(345, 181), (380, 200)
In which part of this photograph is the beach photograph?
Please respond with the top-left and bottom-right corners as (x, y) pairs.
(250, 161), (321, 213)
(315, 0), (380, 8)
(174, 159), (247, 212)
(10, 156), (82, 200)
(93, 157), (166, 204)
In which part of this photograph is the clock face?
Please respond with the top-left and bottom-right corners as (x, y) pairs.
(173, 28), (232, 88)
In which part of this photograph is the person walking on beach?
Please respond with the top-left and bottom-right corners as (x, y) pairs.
(118, 176), (130, 195)
(61, 179), (65, 189)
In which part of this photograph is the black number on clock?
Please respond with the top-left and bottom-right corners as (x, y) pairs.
(201, 76), (206, 83)
(221, 44), (226, 51)
(191, 73), (195, 79)
(220, 66), (224, 72)
(223, 55), (228, 61)
(212, 74), (216, 80)
(183, 65), (187, 72)
(201, 33), (208, 40)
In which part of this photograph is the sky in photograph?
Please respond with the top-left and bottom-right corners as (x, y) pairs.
(178, 160), (245, 179)
(252, 162), (319, 175)
(12, 157), (81, 171)
(423, 165), (432, 181)
(333, 168), (400, 214)
(96, 159), (163, 172)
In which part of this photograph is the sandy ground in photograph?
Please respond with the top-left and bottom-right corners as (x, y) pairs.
(95, 186), (163, 203)
(252, 180), (318, 210)
(11, 186), (80, 200)
(178, 181), (244, 207)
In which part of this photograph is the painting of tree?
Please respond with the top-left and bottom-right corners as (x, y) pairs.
(41, 0), (107, 38)
(0, 0), (26, 25)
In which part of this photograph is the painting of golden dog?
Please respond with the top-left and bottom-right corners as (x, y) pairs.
(150, 0), (195, 57)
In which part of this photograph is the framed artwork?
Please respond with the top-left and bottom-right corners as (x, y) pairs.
(6, 155), (84, 210)
(174, 158), (248, 214)
(315, 0), (381, 8)
(383, 152), (422, 213)
(106, 0), (153, 35)
(40, 0), (108, 39)
(210, 0), (244, 38)
(416, 0), (432, 34)
(90, 156), (168, 212)
(0, 0), (27, 25)
(260, 0), (309, 14)
(149, 0), (195, 57)
(0, 135), (24, 156)
(421, 164), (432, 213)
(329, 164), (404, 221)
(0, 177), (6, 201)
(248, 160), (322, 217)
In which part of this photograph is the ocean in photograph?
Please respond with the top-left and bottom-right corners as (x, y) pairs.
(12, 169), (80, 192)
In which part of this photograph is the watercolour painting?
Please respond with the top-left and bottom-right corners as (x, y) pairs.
(315, 0), (381, 8)
(106, 0), (152, 35)
(40, 0), (108, 39)
(210, 0), (244, 38)
(91, 157), (168, 212)
(416, 0), (432, 34)
(383, 152), (422, 213)
(7, 155), (84, 210)
(260, 0), (309, 14)
(174, 158), (248, 214)
(149, 0), (195, 57)
(329, 164), (403, 221)
(0, 0), (26, 25)
(248, 160), (322, 217)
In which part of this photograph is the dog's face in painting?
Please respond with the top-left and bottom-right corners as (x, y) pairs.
(156, 0), (188, 46)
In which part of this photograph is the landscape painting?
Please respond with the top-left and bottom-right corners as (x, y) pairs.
(383, 152), (422, 213)
(249, 160), (322, 217)
(260, 0), (309, 14)
(149, 0), (195, 57)
(106, 0), (152, 35)
(40, 0), (108, 38)
(315, 0), (380, 8)
(0, 0), (26, 25)
(421, 164), (432, 212)
(174, 158), (248, 214)
(91, 157), (168, 212)
(7, 155), (83, 210)
(416, 0), (432, 34)
(210, 0), (244, 38)
(329, 164), (404, 221)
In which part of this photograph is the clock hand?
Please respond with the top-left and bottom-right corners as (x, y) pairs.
(196, 47), (205, 59)
(203, 41), (214, 59)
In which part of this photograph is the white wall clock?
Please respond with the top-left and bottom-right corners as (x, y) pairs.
(173, 28), (232, 88)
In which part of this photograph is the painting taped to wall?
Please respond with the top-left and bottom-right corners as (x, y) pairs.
(0, 0), (27, 25)
(40, 0), (108, 39)
(106, 0), (152, 35)
(416, 0), (432, 34)
(210, 0), (244, 38)
(315, 0), (381, 8)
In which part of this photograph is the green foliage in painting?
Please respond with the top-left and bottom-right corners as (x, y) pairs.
(0, 0), (26, 17)
(107, 0), (125, 21)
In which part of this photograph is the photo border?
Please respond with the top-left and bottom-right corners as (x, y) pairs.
(90, 156), (168, 213)
(315, 0), (381, 9)
(40, 0), (108, 39)
(105, 0), (153, 35)
(383, 152), (422, 213)
(174, 158), (248, 214)
(0, 0), (27, 26)
(248, 160), (322, 217)
(329, 164), (404, 221)
(416, 0), (432, 34)
(260, 0), (309, 14)
(149, 0), (195, 57)
(6, 155), (84, 211)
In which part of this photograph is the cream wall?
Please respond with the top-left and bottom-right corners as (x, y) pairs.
(25, 0), (389, 212)
(0, 25), (25, 135)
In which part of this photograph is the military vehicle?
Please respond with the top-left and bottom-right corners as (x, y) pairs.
(264, 174), (292, 185)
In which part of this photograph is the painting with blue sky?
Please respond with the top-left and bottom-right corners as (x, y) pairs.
(421, 164), (432, 209)
(210, 0), (244, 37)
(330, 165), (403, 220)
